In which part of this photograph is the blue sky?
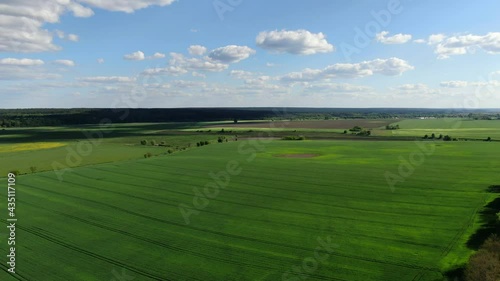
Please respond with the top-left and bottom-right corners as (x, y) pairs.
(1, 0), (500, 108)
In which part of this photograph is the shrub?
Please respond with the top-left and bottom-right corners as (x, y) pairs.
(144, 152), (153, 158)
(29, 166), (37, 173)
(150, 140), (156, 146)
(140, 140), (147, 145)
(465, 235), (500, 281)
(443, 135), (452, 141)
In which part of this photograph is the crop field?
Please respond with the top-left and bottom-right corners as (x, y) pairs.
(379, 119), (500, 139)
(205, 119), (395, 130)
(1, 140), (498, 281)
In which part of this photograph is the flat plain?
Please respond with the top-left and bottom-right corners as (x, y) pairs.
(1, 132), (498, 280)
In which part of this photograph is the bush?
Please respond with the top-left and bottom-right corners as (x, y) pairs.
(140, 140), (147, 145)
(443, 135), (452, 141)
(144, 152), (152, 158)
(29, 166), (37, 173)
(465, 235), (500, 281)
(150, 140), (156, 146)
(282, 135), (306, 140)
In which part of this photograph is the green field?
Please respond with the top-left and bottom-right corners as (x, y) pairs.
(378, 118), (500, 139)
(1, 139), (498, 281)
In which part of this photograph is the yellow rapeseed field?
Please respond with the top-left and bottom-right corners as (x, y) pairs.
(0, 142), (66, 153)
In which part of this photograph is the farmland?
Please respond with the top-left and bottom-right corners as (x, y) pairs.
(1, 135), (499, 280)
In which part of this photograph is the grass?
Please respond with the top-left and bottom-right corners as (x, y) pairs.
(1, 140), (498, 281)
(378, 118), (500, 139)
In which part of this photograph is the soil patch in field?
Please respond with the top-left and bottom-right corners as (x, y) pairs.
(275, 153), (319, 158)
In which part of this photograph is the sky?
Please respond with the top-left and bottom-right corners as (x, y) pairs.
(1, 0), (500, 108)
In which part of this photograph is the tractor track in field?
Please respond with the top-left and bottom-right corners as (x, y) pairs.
(0, 263), (30, 281)
(2, 200), (310, 275)
(83, 165), (459, 221)
(19, 182), (440, 274)
(136, 160), (478, 204)
(31, 172), (454, 252)
(17, 225), (176, 281)
(130, 162), (471, 215)
(82, 166), (463, 231)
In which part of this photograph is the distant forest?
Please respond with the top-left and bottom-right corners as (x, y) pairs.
(0, 108), (499, 127)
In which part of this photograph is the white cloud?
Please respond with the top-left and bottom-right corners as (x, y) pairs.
(305, 83), (372, 93)
(0, 58), (44, 66)
(67, 34), (79, 42)
(413, 39), (426, 44)
(394, 83), (438, 95)
(281, 57), (414, 82)
(428, 34), (446, 45)
(67, 2), (94, 17)
(192, 72), (206, 78)
(124, 51), (146, 61)
(0, 58), (60, 80)
(169, 52), (228, 72)
(256, 29), (335, 55)
(396, 84), (429, 91)
(208, 45), (256, 63)
(77, 0), (176, 13)
(230, 70), (254, 80)
(0, 0), (174, 53)
(431, 32), (500, 59)
(151, 52), (166, 59)
(376, 31), (412, 44)
(54, 60), (76, 67)
(266, 62), (275, 67)
(79, 76), (136, 83)
(188, 45), (207, 56)
(141, 66), (188, 76)
(97, 58), (104, 64)
(440, 81), (468, 88)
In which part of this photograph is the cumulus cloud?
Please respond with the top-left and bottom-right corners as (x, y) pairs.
(440, 81), (468, 88)
(169, 52), (228, 72)
(0, 58), (44, 66)
(79, 76), (136, 83)
(376, 31), (412, 44)
(97, 58), (104, 64)
(394, 83), (438, 95)
(188, 45), (207, 56)
(124, 51), (146, 61)
(256, 29), (335, 55)
(124, 51), (167, 60)
(141, 66), (188, 76)
(230, 70), (254, 80)
(0, 0), (174, 53)
(208, 45), (256, 63)
(77, 0), (176, 13)
(54, 59), (76, 66)
(305, 83), (372, 93)
(0, 58), (59, 80)
(428, 32), (500, 59)
(413, 39), (426, 44)
(281, 57), (414, 82)
(67, 34), (79, 42)
(151, 52), (166, 59)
